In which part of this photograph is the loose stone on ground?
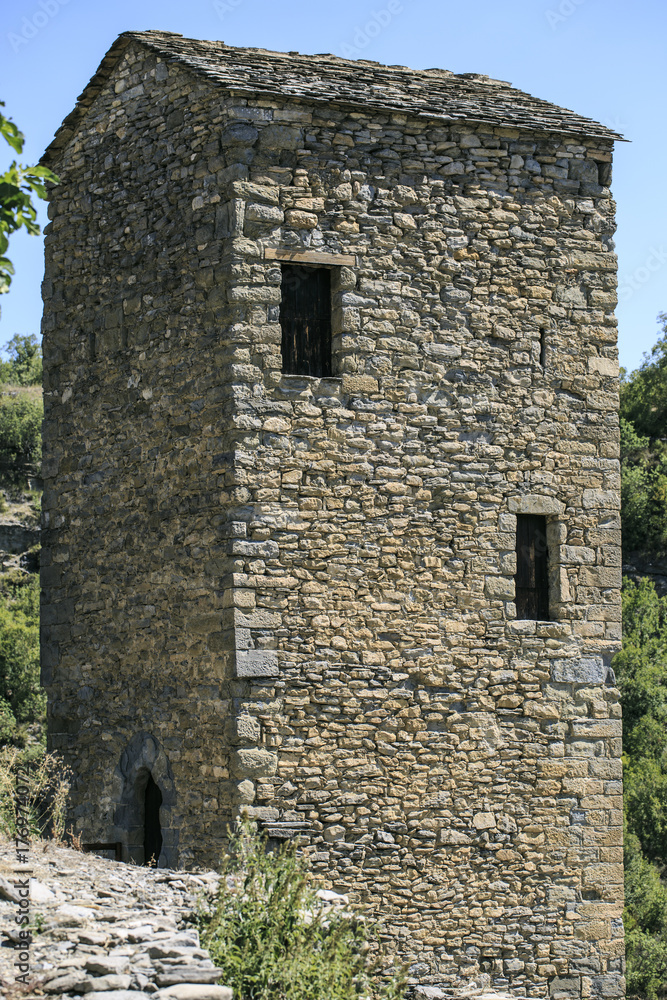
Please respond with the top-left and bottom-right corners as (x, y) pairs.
(0, 841), (226, 1000)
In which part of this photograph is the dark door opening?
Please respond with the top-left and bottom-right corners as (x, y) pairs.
(143, 773), (163, 866)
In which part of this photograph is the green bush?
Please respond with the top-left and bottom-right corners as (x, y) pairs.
(201, 821), (405, 1000)
(0, 573), (43, 742)
(0, 394), (42, 465)
(621, 316), (667, 441)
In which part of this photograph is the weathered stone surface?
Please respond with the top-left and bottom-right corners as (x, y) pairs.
(43, 971), (90, 993)
(41, 31), (624, 1000)
(0, 875), (21, 903)
(235, 649), (279, 678)
(87, 992), (148, 1000)
(83, 975), (133, 992)
(232, 749), (278, 777)
(154, 987), (232, 1000)
(552, 657), (606, 684)
(155, 968), (226, 987)
(147, 945), (210, 960)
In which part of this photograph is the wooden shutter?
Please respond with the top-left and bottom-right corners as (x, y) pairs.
(515, 514), (550, 620)
(280, 264), (332, 377)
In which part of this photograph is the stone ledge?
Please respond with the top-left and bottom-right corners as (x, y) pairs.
(264, 246), (357, 266)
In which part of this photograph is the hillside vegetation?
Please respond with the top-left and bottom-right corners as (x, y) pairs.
(618, 314), (667, 999)
(0, 335), (42, 745)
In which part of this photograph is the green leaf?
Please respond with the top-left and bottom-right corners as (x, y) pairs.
(23, 164), (59, 184)
(0, 106), (60, 303)
(0, 112), (24, 155)
(23, 180), (48, 200)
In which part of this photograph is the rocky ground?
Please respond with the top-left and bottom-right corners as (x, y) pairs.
(0, 839), (229, 1000)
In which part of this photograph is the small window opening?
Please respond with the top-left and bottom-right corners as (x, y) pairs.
(143, 773), (163, 866)
(280, 264), (332, 377)
(515, 514), (550, 620)
(539, 328), (547, 368)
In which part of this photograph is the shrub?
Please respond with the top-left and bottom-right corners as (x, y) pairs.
(0, 394), (42, 465)
(201, 821), (405, 1000)
(0, 572), (43, 742)
(626, 923), (667, 1000)
(0, 744), (70, 841)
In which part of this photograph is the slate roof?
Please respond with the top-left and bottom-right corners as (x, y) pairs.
(42, 30), (624, 166)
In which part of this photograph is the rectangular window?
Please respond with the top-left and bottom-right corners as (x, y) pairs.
(515, 514), (550, 620)
(280, 264), (332, 377)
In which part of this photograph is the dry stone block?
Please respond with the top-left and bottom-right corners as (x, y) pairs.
(341, 374), (379, 394)
(551, 657), (606, 684)
(235, 649), (279, 677)
(232, 749), (278, 778)
(83, 976), (133, 993)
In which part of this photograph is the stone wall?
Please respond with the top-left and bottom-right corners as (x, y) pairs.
(42, 41), (624, 999)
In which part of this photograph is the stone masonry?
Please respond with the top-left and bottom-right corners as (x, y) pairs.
(40, 32), (625, 999)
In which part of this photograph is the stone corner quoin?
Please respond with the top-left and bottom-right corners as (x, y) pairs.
(39, 29), (625, 1000)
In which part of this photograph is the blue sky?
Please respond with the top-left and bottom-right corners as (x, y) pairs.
(0, 0), (663, 373)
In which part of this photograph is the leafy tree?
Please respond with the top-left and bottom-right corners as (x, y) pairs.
(616, 578), (667, 997)
(0, 102), (58, 303)
(616, 579), (667, 858)
(625, 759), (667, 867)
(620, 419), (667, 554)
(0, 333), (42, 385)
(615, 577), (667, 745)
(621, 315), (667, 440)
(625, 830), (667, 1000)
(620, 319), (667, 556)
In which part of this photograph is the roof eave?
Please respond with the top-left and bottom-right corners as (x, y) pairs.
(41, 31), (626, 169)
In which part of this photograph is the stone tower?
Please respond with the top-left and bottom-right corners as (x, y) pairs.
(41, 31), (625, 999)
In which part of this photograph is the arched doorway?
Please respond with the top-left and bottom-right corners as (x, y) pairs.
(112, 732), (177, 866)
